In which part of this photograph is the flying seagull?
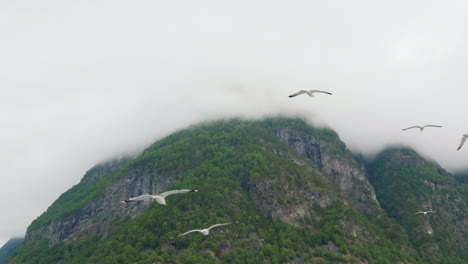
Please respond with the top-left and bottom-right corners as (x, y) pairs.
(121, 189), (198, 205)
(178, 222), (233, 236)
(402, 125), (442, 132)
(415, 210), (436, 215)
(288, 90), (332, 98)
(457, 134), (468, 151)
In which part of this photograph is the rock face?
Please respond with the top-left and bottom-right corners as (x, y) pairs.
(27, 161), (182, 244)
(237, 125), (382, 228)
(270, 127), (378, 211)
(271, 128), (323, 169)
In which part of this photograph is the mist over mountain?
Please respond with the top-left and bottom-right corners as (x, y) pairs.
(5, 118), (467, 264)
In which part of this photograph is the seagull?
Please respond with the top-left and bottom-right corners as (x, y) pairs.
(178, 222), (232, 236)
(402, 125), (442, 132)
(415, 210), (436, 215)
(457, 134), (468, 151)
(288, 90), (332, 98)
(121, 189), (198, 205)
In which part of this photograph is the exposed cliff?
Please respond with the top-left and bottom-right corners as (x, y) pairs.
(266, 122), (378, 210)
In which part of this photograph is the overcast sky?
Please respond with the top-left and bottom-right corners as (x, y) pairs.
(1, 0), (467, 247)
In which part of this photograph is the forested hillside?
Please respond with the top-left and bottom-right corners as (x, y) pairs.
(6, 118), (467, 263)
(0, 238), (23, 264)
(370, 148), (467, 263)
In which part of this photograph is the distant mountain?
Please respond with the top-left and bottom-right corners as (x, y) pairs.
(6, 118), (467, 263)
(0, 238), (24, 264)
(452, 171), (468, 184)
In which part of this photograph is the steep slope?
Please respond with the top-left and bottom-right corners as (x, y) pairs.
(370, 148), (467, 263)
(452, 171), (468, 184)
(0, 238), (24, 264)
(259, 119), (378, 213)
(26, 156), (134, 242)
(8, 118), (440, 263)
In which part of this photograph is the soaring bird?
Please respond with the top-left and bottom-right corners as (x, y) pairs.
(121, 189), (197, 205)
(178, 222), (232, 236)
(288, 90), (332, 98)
(402, 125), (442, 132)
(415, 210), (436, 215)
(457, 134), (468, 151)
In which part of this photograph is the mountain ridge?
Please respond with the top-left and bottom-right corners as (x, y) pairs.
(7, 117), (467, 263)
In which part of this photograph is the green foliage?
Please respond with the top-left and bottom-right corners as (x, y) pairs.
(0, 237), (24, 263)
(370, 148), (467, 263)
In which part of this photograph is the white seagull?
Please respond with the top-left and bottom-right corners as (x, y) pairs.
(121, 189), (198, 205)
(402, 125), (442, 132)
(288, 90), (332, 98)
(178, 222), (232, 237)
(415, 210), (436, 215)
(457, 134), (468, 151)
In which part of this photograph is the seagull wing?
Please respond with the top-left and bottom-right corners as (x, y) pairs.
(415, 211), (424, 214)
(457, 135), (468, 150)
(403, 126), (421, 131)
(207, 222), (232, 231)
(310, 90), (333, 95)
(122, 194), (154, 203)
(159, 189), (197, 198)
(288, 90), (307, 98)
(178, 229), (202, 237)
(423, 125), (442, 128)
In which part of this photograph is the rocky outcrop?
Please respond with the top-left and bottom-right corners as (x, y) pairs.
(271, 128), (323, 170)
(27, 166), (182, 244)
(242, 177), (337, 226)
(270, 127), (378, 212)
(231, 126), (384, 231)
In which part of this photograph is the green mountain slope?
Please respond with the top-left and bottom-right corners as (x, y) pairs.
(370, 148), (467, 263)
(7, 118), (466, 263)
(0, 238), (24, 264)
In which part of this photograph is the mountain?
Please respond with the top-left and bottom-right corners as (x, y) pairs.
(0, 238), (24, 264)
(452, 171), (468, 184)
(370, 148), (468, 263)
(7, 118), (467, 263)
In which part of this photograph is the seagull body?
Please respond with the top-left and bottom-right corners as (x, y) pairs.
(288, 90), (332, 98)
(402, 125), (442, 132)
(121, 189), (197, 205)
(178, 222), (232, 236)
(415, 210), (436, 215)
(457, 134), (468, 150)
